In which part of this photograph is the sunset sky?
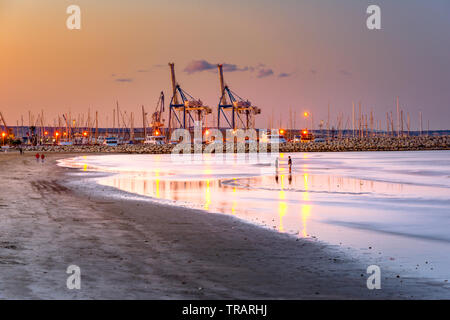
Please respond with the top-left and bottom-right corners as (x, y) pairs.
(1, 0), (450, 129)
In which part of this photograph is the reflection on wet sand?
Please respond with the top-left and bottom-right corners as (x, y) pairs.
(235, 173), (419, 196)
(274, 171), (311, 237)
(65, 151), (450, 284)
(301, 174), (311, 238)
(102, 177), (235, 214)
(98, 167), (441, 241)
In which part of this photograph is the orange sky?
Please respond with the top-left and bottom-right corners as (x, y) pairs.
(1, 0), (450, 129)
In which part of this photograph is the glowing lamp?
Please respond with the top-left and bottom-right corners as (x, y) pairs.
(304, 112), (309, 117)
(279, 129), (285, 135)
(83, 131), (88, 136)
(1, 132), (5, 137)
(205, 130), (210, 135)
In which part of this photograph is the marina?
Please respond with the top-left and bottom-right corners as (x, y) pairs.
(1, 63), (445, 148)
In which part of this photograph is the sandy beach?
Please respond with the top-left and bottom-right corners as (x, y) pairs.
(0, 152), (448, 299)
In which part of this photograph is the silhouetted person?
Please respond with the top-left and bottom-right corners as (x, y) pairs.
(288, 156), (292, 173)
(275, 157), (279, 173)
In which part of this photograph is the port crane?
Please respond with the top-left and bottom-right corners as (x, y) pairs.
(150, 91), (165, 135)
(217, 64), (261, 130)
(168, 63), (211, 133)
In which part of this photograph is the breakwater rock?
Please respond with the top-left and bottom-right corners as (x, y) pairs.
(20, 135), (450, 154)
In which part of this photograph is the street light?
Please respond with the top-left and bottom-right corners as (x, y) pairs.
(303, 111), (312, 131)
(54, 132), (60, 145)
(1, 132), (6, 145)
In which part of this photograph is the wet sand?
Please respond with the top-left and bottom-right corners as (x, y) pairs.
(0, 152), (447, 299)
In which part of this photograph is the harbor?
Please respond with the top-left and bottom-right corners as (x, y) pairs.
(1, 64), (447, 151)
(9, 135), (450, 154)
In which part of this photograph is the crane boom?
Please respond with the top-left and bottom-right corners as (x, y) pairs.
(218, 64), (227, 105)
(169, 63), (179, 105)
(0, 112), (8, 132)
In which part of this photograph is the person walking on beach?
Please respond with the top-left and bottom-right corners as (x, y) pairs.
(288, 156), (292, 173)
(41, 153), (45, 164)
(35, 153), (40, 163)
(275, 157), (279, 173)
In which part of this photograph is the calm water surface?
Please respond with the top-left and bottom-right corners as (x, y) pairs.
(60, 151), (450, 284)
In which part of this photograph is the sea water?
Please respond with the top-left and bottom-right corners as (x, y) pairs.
(59, 151), (450, 284)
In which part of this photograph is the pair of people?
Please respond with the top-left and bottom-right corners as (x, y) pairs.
(35, 153), (45, 163)
(275, 156), (292, 173)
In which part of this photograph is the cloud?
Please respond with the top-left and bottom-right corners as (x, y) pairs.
(278, 72), (292, 78)
(222, 64), (249, 72)
(257, 68), (274, 78)
(184, 60), (216, 74)
(183, 60), (286, 79)
(184, 60), (251, 74)
(115, 78), (133, 82)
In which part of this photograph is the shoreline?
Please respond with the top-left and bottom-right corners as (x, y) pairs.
(0, 153), (448, 299)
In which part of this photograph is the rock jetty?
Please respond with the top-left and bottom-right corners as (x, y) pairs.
(19, 135), (450, 154)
